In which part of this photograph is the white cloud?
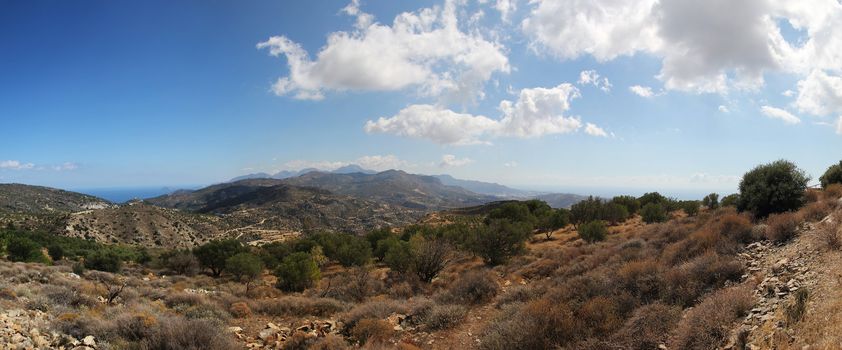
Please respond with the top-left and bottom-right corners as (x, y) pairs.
(494, 0), (516, 22)
(629, 85), (655, 98)
(577, 70), (612, 92)
(795, 70), (842, 116)
(366, 83), (593, 144)
(689, 173), (740, 184)
(0, 160), (35, 170)
(364, 104), (498, 145)
(503, 161), (518, 167)
(283, 155), (411, 172)
(439, 154), (474, 167)
(52, 162), (78, 171)
(782, 89), (795, 97)
(760, 106), (801, 124)
(258, 0), (509, 103)
(584, 123), (608, 137)
(718, 105), (730, 113)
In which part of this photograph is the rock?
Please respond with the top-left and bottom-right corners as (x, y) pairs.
(258, 328), (277, 341)
(227, 326), (243, 333)
(82, 335), (96, 346)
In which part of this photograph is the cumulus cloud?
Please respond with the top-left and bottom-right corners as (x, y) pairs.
(718, 105), (730, 113)
(578, 70), (612, 92)
(795, 69), (842, 116)
(365, 83), (598, 144)
(760, 106), (801, 124)
(440, 154), (474, 167)
(584, 123), (609, 137)
(258, 0), (509, 103)
(837, 116), (842, 135)
(520, 0), (836, 94)
(0, 160), (34, 170)
(503, 161), (518, 167)
(629, 85), (656, 98)
(52, 162), (79, 171)
(494, 0), (516, 22)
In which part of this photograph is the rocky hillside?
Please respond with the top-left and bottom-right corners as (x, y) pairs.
(0, 183), (111, 214)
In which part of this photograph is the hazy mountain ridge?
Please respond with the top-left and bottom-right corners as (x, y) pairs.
(0, 183), (112, 214)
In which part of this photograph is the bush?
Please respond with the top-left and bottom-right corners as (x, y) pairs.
(274, 252), (320, 292)
(229, 302), (252, 318)
(714, 212), (754, 244)
(738, 160), (810, 218)
(311, 233), (372, 267)
(613, 303), (682, 349)
(471, 219), (530, 266)
(702, 193), (720, 210)
(161, 250), (200, 276)
(255, 296), (346, 317)
(47, 244), (65, 261)
(602, 203), (630, 225)
(6, 236), (49, 263)
(84, 250), (122, 273)
(341, 299), (408, 331)
(192, 239), (248, 277)
(411, 237), (452, 282)
(612, 195), (641, 215)
(570, 197), (605, 226)
(669, 286), (753, 350)
(721, 194), (740, 207)
(383, 240), (413, 274)
(578, 220), (608, 243)
(538, 209), (570, 238)
(225, 252), (263, 283)
(350, 318), (394, 345)
(765, 212), (800, 243)
(423, 304), (467, 330)
(638, 192), (668, 207)
(820, 161), (842, 189)
(640, 203), (668, 224)
(679, 201), (700, 216)
(438, 270), (498, 305)
(139, 315), (240, 350)
(799, 201), (833, 222)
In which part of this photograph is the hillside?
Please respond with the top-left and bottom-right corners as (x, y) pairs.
(0, 183), (111, 214)
(533, 192), (589, 208)
(280, 170), (497, 210)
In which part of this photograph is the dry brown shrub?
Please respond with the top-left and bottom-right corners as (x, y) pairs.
(340, 299), (409, 332)
(518, 258), (560, 279)
(308, 334), (351, 350)
(799, 200), (834, 222)
(579, 296), (622, 336)
(164, 291), (206, 308)
(479, 298), (581, 350)
(661, 228), (738, 266)
(436, 270), (498, 305)
(818, 217), (842, 251)
(229, 302), (252, 318)
(662, 253), (743, 307)
(824, 184), (842, 200)
(714, 212), (755, 243)
(351, 318), (394, 345)
(765, 212), (800, 243)
(669, 285), (754, 350)
(612, 303), (682, 349)
(255, 296), (346, 317)
(422, 304), (467, 330)
(616, 259), (662, 303)
(804, 189), (821, 203)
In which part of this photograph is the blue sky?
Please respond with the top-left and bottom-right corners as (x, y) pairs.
(2, 0), (841, 198)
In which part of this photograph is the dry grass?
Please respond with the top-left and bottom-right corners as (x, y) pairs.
(766, 212), (801, 243)
(669, 285), (754, 350)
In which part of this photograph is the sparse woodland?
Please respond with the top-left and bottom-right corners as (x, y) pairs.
(1, 159), (842, 349)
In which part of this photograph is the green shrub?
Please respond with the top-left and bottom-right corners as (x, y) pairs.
(578, 220), (608, 243)
(160, 250), (200, 276)
(702, 193), (720, 209)
(310, 233), (372, 267)
(84, 250), (123, 273)
(470, 219), (530, 266)
(192, 239), (248, 276)
(539, 209), (570, 239)
(6, 236), (49, 263)
(439, 270), (498, 305)
(611, 195), (641, 214)
(47, 244), (65, 261)
(225, 252), (263, 283)
(274, 252), (320, 292)
(820, 161), (842, 189)
(679, 201), (700, 216)
(383, 240), (413, 274)
(721, 194), (740, 207)
(638, 192), (668, 207)
(737, 160), (810, 218)
(411, 237), (452, 282)
(570, 196), (605, 226)
(640, 203), (668, 223)
(602, 203), (630, 225)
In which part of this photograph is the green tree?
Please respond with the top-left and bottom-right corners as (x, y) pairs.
(6, 236), (48, 263)
(192, 239), (248, 277)
(578, 220), (608, 243)
(721, 194), (740, 207)
(820, 160), (842, 188)
(410, 237), (451, 282)
(160, 250), (200, 276)
(737, 160), (810, 218)
(570, 196), (604, 227)
(602, 202), (630, 225)
(487, 202), (534, 224)
(679, 201), (700, 216)
(638, 192), (667, 207)
(84, 250), (123, 273)
(702, 193), (720, 210)
(640, 203), (668, 224)
(538, 209), (570, 240)
(611, 195), (641, 215)
(470, 219), (531, 266)
(383, 240), (414, 274)
(274, 252), (320, 292)
(47, 244), (65, 261)
(226, 252), (264, 282)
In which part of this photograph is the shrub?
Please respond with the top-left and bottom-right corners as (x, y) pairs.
(479, 298), (580, 350)
(570, 197), (605, 226)
(538, 209), (570, 239)
(311, 233), (372, 267)
(351, 318), (394, 345)
(341, 299), (408, 331)
(274, 252), (320, 292)
(229, 302), (252, 318)
(161, 250), (200, 276)
(422, 304), (467, 330)
(638, 192), (668, 207)
(799, 201), (833, 222)
(738, 160), (810, 218)
(84, 250), (123, 273)
(47, 244), (65, 261)
(679, 201), (700, 216)
(702, 193), (720, 210)
(613, 303), (682, 349)
(471, 219), (530, 266)
(765, 212), (800, 243)
(721, 194), (740, 207)
(411, 237), (452, 282)
(192, 239), (248, 277)
(438, 270), (498, 305)
(669, 286), (754, 350)
(138, 315), (240, 350)
(225, 252), (263, 283)
(819, 220), (841, 251)
(825, 184), (842, 200)
(714, 212), (754, 244)
(383, 240), (413, 274)
(578, 220), (607, 243)
(820, 161), (842, 189)
(640, 203), (668, 224)
(612, 195), (641, 215)
(6, 236), (49, 264)
(255, 296), (346, 317)
(602, 203), (630, 225)
(785, 288), (809, 325)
